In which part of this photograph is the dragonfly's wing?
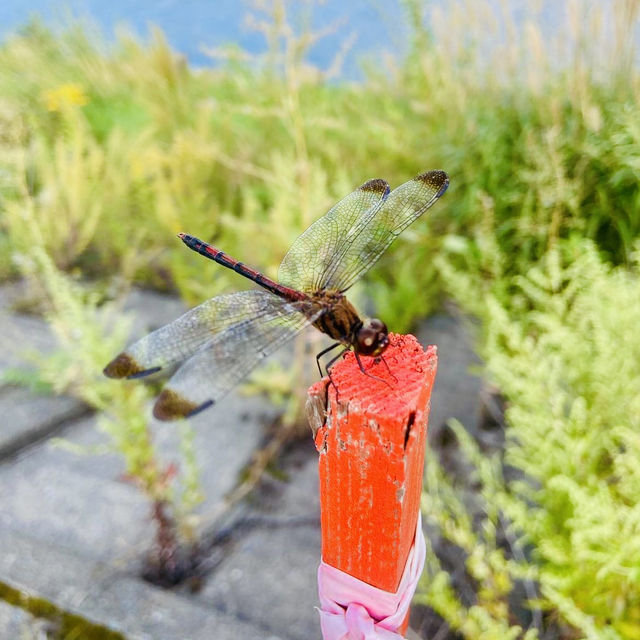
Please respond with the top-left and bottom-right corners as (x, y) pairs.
(152, 298), (324, 421)
(104, 290), (296, 380)
(278, 178), (390, 292)
(319, 170), (449, 292)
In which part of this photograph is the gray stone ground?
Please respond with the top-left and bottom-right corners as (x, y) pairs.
(0, 286), (482, 640)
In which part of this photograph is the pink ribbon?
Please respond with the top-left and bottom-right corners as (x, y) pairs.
(317, 513), (426, 640)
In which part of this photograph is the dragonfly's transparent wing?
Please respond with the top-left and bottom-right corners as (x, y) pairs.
(152, 298), (324, 420)
(104, 290), (298, 379)
(319, 170), (449, 292)
(278, 178), (390, 292)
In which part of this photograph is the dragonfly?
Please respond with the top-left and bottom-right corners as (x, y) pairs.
(104, 170), (449, 421)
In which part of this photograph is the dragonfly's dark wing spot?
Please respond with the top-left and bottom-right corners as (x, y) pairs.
(278, 179), (390, 292)
(360, 178), (391, 196)
(416, 170), (449, 200)
(153, 389), (213, 421)
(103, 352), (150, 379)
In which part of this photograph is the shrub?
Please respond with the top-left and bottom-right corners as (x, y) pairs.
(420, 243), (640, 639)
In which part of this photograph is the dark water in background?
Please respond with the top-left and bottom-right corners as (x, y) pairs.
(0, 0), (408, 79)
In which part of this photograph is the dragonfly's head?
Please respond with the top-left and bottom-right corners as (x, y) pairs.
(355, 318), (389, 357)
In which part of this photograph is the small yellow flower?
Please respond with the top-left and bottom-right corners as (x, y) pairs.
(42, 83), (89, 112)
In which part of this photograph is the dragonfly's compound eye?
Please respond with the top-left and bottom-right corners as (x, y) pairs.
(355, 318), (389, 356)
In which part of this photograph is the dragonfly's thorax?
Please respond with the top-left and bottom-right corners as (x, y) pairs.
(309, 290), (363, 344)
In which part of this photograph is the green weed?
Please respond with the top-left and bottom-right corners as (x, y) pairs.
(421, 242), (640, 639)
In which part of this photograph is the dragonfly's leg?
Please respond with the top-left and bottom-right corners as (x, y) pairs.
(355, 352), (393, 388)
(377, 354), (398, 383)
(325, 346), (349, 402)
(325, 346), (349, 372)
(315, 341), (343, 377)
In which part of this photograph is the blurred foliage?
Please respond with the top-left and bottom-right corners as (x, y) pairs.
(0, 0), (638, 634)
(423, 243), (640, 639)
(0, 1), (636, 327)
(28, 245), (203, 541)
(3, 166), (203, 555)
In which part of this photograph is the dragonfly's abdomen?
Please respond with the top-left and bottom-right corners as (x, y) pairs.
(310, 291), (362, 345)
(179, 234), (307, 301)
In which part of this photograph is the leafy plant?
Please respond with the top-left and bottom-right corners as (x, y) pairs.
(421, 243), (640, 639)
(7, 189), (204, 583)
(1, 1), (638, 326)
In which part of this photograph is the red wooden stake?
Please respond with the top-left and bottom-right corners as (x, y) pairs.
(308, 333), (437, 623)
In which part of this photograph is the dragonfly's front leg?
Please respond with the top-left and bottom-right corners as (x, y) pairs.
(375, 354), (398, 383)
(354, 352), (393, 388)
(320, 344), (349, 402)
(315, 341), (343, 377)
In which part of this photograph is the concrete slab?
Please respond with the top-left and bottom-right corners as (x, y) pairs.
(0, 286), (187, 382)
(196, 442), (321, 640)
(10, 413), (128, 480)
(0, 286), (187, 465)
(199, 523), (321, 639)
(121, 288), (187, 336)
(150, 390), (280, 521)
(0, 386), (88, 459)
(0, 312), (57, 380)
(0, 462), (153, 564)
(0, 525), (271, 640)
(0, 598), (53, 640)
(416, 313), (483, 439)
(248, 439), (320, 519)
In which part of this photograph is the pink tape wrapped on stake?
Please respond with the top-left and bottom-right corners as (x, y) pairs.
(317, 512), (426, 640)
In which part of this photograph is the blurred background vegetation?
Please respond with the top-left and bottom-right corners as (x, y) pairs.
(0, 0), (638, 638)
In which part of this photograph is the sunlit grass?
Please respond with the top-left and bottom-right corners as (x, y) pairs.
(1, 2), (636, 319)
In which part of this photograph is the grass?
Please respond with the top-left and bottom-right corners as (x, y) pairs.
(1, 3), (637, 320)
(423, 243), (640, 639)
(0, 0), (638, 636)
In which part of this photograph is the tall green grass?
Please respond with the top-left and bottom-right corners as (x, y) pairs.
(1, 2), (636, 323)
(0, 2), (640, 306)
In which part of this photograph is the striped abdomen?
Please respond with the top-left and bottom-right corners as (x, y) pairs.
(178, 234), (307, 301)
